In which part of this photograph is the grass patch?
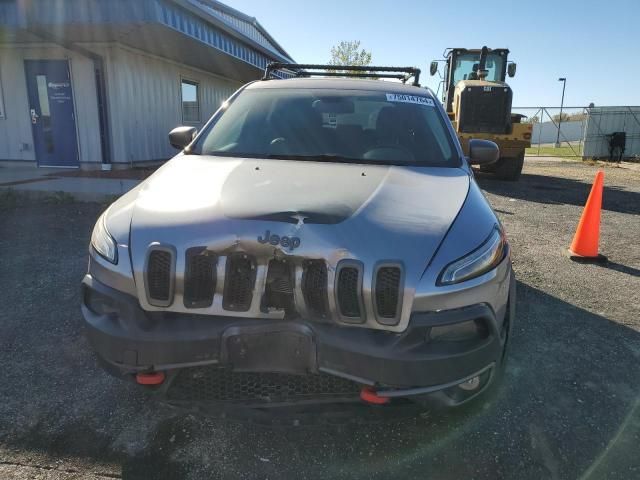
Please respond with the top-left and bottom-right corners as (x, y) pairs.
(101, 194), (121, 206)
(526, 145), (583, 158)
(43, 191), (76, 204)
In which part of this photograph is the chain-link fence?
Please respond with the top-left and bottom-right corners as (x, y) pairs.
(512, 106), (640, 160)
(513, 106), (587, 157)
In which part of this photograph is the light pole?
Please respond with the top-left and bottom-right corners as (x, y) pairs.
(555, 77), (567, 147)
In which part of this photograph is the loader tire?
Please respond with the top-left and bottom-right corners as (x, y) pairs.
(479, 163), (496, 173)
(493, 152), (524, 181)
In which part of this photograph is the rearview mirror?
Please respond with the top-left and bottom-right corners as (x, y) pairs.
(169, 126), (197, 150)
(430, 61), (438, 76)
(312, 98), (355, 114)
(468, 139), (499, 165)
(507, 63), (517, 78)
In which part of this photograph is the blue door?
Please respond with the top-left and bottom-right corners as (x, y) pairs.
(24, 60), (79, 167)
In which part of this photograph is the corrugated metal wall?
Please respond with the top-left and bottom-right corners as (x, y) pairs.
(188, 0), (284, 57)
(157, 0), (287, 71)
(0, 42), (241, 166)
(583, 107), (640, 159)
(0, 44), (102, 164)
(105, 45), (241, 164)
(0, 0), (21, 27)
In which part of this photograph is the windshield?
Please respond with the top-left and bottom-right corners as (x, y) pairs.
(452, 52), (505, 86)
(194, 88), (459, 167)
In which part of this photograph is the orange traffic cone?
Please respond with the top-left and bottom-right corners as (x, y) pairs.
(569, 170), (607, 262)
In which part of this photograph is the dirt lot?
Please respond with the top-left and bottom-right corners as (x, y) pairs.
(1, 158), (639, 479)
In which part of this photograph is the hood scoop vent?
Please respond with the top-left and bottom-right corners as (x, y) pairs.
(238, 210), (348, 225)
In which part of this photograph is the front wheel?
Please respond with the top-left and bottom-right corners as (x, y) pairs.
(492, 152), (525, 181)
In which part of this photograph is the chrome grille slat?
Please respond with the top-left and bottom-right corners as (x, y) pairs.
(142, 246), (405, 329)
(293, 264), (310, 318)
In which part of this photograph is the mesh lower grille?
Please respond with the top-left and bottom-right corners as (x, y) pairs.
(302, 260), (328, 318)
(147, 250), (172, 304)
(184, 248), (216, 308)
(337, 266), (361, 318)
(375, 266), (401, 320)
(223, 253), (256, 311)
(167, 367), (360, 404)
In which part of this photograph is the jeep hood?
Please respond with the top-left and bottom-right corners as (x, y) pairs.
(128, 155), (470, 310)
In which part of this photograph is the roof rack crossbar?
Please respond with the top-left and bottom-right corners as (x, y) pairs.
(297, 71), (411, 81)
(263, 63), (421, 86)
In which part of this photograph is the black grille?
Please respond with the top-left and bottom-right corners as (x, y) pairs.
(302, 260), (329, 318)
(375, 266), (402, 321)
(146, 249), (173, 305)
(184, 248), (216, 308)
(223, 253), (256, 311)
(337, 266), (361, 318)
(458, 86), (512, 134)
(263, 259), (295, 312)
(167, 367), (360, 404)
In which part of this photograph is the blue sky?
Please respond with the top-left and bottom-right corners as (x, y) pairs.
(228, 0), (638, 108)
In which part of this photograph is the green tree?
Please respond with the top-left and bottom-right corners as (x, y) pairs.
(567, 112), (587, 122)
(552, 113), (570, 123)
(328, 41), (372, 73)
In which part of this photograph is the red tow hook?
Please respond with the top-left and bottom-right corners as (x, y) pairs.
(135, 371), (166, 385)
(360, 386), (390, 405)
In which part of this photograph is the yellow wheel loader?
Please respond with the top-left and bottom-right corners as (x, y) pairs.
(430, 47), (532, 180)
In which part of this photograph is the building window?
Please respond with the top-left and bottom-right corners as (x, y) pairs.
(181, 79), (200, 123)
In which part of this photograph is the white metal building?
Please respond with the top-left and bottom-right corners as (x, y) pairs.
(0, 0), (294, 168)
(582, 107), (640, 159)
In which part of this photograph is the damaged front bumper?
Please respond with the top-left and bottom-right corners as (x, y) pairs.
(81, 273), (515, 407)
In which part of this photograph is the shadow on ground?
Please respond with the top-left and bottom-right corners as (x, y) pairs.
(476, 172), (640, 215)
(1, 268), (639, 479)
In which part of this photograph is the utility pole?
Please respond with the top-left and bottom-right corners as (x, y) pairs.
(555, 77), (567, 147)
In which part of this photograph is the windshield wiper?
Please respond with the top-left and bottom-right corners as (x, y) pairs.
(265, 154), (363, 163)
(205, 152), (401, 166)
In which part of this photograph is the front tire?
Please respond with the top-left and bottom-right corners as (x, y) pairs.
(492, 152), (525, 181)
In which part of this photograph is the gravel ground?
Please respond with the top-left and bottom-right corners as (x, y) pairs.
(0, 157), (639, 479)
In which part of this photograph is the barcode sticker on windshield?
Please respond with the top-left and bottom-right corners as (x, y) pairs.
(386, 93), (435, 106)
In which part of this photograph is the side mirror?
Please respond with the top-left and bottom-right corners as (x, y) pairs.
(169, 126), (197, 150)
(468, 139), (499, 165)
(507, 63), (517, 78)
(430, 61), (438, 76)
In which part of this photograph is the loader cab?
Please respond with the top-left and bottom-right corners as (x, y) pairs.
(442, 48), (510, 112)
(429, 46), (530, 181)
(430, 47), (516, 135)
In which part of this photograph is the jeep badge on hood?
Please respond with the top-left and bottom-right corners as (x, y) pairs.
(257, 230), (301, 250)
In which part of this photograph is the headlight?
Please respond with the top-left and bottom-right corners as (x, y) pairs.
(438, 226), (506, 285)
(91, 212), (118, 264)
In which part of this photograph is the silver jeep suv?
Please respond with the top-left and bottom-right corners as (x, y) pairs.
(82, 65), (514, 407)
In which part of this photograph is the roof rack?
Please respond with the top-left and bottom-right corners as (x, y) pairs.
(262, 63), (421, 86)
